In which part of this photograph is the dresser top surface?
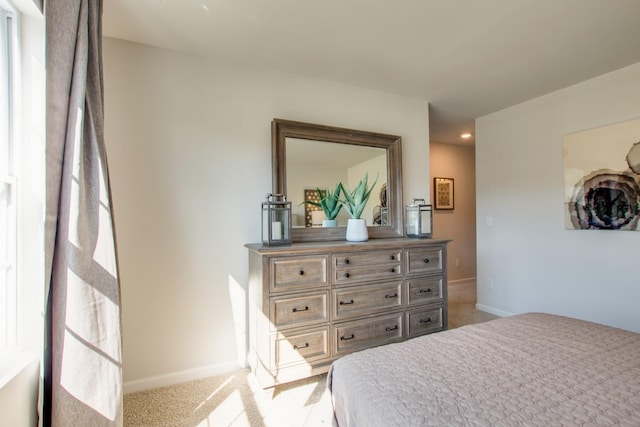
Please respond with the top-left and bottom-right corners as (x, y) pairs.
(245, 238), (451, 255)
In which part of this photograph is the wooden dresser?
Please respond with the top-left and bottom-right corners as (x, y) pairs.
(246, 238), (450, 387)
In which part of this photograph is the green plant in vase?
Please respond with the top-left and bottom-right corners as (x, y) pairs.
(340, 173), (378, 241)
(340, 172), (379, 219)
(303, 183), (343, 227)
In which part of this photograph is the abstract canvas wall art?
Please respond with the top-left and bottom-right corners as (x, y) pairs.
(563, 117), (640, 230)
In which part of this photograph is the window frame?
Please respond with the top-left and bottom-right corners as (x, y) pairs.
(0, 2), (19, 356)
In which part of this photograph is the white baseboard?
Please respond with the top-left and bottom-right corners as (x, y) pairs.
(447, 277), (477, 286)
(475, 304), (514, 318)
(123, 361), (242, 394)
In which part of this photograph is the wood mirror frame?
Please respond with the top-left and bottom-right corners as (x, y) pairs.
(272, 118), (404, 242)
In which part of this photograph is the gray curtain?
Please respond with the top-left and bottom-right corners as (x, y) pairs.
(44, 0), (123, 425)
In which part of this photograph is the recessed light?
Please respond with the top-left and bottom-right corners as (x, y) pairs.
(460, 133), (472, 139)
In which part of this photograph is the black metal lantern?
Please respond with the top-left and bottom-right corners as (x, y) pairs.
(405, 198), (433, 238)
(262, 193), (292, 246)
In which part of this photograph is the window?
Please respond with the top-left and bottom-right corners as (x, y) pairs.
(0, 3), (17, 355)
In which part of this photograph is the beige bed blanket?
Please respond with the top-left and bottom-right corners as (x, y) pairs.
(328, 313), (640, 426)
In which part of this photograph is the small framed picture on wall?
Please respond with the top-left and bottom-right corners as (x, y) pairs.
(434, 177), (454, 210)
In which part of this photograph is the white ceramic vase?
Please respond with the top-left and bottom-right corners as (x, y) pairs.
(322, 219), (337, 227)
(345, 218), (368, 242)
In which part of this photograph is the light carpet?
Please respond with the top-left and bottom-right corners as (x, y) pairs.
(124, 281), (496, 426)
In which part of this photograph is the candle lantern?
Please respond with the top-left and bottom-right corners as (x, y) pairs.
(405, 198), (433, 238)
(262, 193), (292, 246)
(380, 207), (388, 226)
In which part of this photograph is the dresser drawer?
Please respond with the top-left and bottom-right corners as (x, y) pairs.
(270, 255), (328, 293)
(406, 247), (442, 275)
(333, 250), (402, 268)
(271, 327), (330, 369)
(247, 239), (450, 388)
(332, 281), (402, 320)
(270, 292), (328, 330)
(334, 313), (403, 355)
(333, 250), (402, 285)
(406, 276), (443, 306)
(406, 306), (443, 337)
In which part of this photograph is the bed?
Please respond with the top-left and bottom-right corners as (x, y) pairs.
(327, 313), (640, 426)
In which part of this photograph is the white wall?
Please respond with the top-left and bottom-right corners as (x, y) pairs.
(476, 61), (640, 332)
(430, 142), (476, 283)
(102, 38), (430, 390)
(0, 357), (39, 426)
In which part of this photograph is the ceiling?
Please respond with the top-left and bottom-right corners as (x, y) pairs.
(103, 0), (640, 146)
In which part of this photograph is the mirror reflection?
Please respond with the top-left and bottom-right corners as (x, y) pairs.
(272, 118), (403, 242)
(286, 138), (388, 228)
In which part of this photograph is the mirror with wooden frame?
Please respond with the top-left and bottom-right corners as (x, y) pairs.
(272, 118), (404, 242)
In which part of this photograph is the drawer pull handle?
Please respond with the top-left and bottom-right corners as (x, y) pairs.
(299, 270), (305, 276)
(423, 258), (430, 264)
(389, 255), (395, 260)
(419, 317), (432, 324)
(293, 342), (309, 350)
(384, 293), (398, 299)
(292, 306), (309, 313)
(344, 272), (350, 278)
(339, 299), (354, 305)
(344, 258), (350, 264)
(389, 267), (396, 273)
(386, 325), (399, 332)
(340, 334), (355, 341)
(419, 288), (432, 294)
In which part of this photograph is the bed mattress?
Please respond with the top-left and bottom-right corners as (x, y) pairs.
(328, 313), (640, 426)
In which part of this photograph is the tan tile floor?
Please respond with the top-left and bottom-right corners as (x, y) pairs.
(447, 281), (498, 329)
